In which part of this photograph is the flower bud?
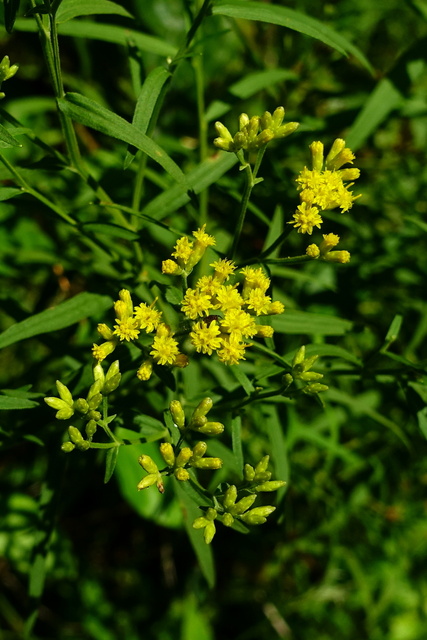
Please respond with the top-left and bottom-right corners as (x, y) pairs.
(255, 455), (269, 475)
(118, 289), (133, 318)
(92, 341), (117, 362)
(306, 244), (320, 258)
(223, 485), (237, 510)
(44, 397), (74, 419)
(87, 393), (102, 410)
(240, 505), (276, 525)
(76, 440), (90, 451)
(244, 464), (255, 482)
(74, 398), (89, 414)
(299, 371), (323, 382)
(191, 441), (207, 459)
(138, 454), (158, 474)
(255, 480), (287, 492)
(193, 516), (209, 529)
(195, 421), (224, 436)
(87, 379), (103, 400)
(87, 410), (101, 421)
(97, 323), (114, 340)
(68, 426), (84, 444)
(174, 467), (190, 481)
(170, 400), (185, 429)
(292, 346), (305, 367)
(162, 259), (183, 275)
(137, 473), (160, 490)
(160, 442), (175, 467)
(229, 494), (256, 515)
(137, 360), (153, 381)
(191, 397), (213, 423)
(61, 442), (75, 453)
(324, 250), (351, 264)
(309, 141), (324, 171)
(302, 383), (329, 394)
(175, 447), (192, 467)
(103, 374), (121, 394)
(253, 129), (274, 148)
(222, 513), (234, 527)
(93, 361), (105, 387)
(191, 457), (222, 470)
(85, 419), (97, 438)
(238, 113), (249, 130)
(275, 121), (299, 139)
(56, 380), (73, 406)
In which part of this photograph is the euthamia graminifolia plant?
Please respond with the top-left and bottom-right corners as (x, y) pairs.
(44, 106), (361, 544)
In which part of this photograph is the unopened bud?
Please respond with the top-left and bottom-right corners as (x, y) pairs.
(255, 480), (287, 492)
(87, 393), (102, 410)
(299, 371), (323, 382)
(292, 346), (306, 367)
(174, 467), (190, 481)
(87, 379), (103, 400)
(223, 485), (237, 510)
(240, 505), (276, 525)
(229, 494), (257, 515)
(170, 400), (185, 429)
(93, 361), (105, 387)
(137, 473), (159, 490)
(138, 454), (158, 474)
(175, 447), (192, 467)
(160, 442), (175, 467)
(85, 419), (97, 438)
(191, 457), (222, 470)
(97, 323), (114, 340)
(204, 521), (216, 544)
(191, 397), (213, 423)
(61, 442), (75, 453)
(244, 463), (255, 481)
(103, 374), (121, 394)
(222, 513), (234, 527)
(74, 398), (89, 414)
(44, 397), (74, 420)
(56, 380), (73, 406)
(303, 382), (329, 394)
(195, 421), (224, 436)
(68, 426), (84, 444)
(191, 441), (207, 459)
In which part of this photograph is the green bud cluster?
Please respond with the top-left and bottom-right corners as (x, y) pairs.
(192, 455), (286, 543)
(282, 345), (329, 396)
(45, 361), (122, 453)
(170, 398), (225, 436)
(214, 107), (299, 154)
(0, 55), (19, 99)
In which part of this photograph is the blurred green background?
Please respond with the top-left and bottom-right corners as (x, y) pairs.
(1, 0), (427, 638)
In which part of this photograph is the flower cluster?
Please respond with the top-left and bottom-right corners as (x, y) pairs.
(214, 107), (299, 153)
(162, 225), (216, 277)
(44, 360), (122, 452)
(162, 239), (284, 364)
(193, 455), (286, 544)
(289, 139), (361, 234)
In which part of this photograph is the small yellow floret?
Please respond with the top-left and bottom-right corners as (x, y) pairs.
(92, 341), (117, 361)
(240, 266), (270, 293)
(217, 335), (248, 365)
(306, 244), (320, 258)
(221, 309), (257, 337)
(113, 317), (140, 341)
(320, 233), (340, 251)
(190, 320), (222, 354)
(215, 285), (244, 311)
(267, 301), (285, 315)
(193, 225), (216, 249)
(210, 258), (236, 283)
(150, 335), (180, 365)
(137, 360), (153, 381)
(134, 303), (162, 333)
(256, 325), (274, 338)
(162, 259), (183, 275)
(245, 289), (272, 316)
(196, 275), (222, 297)
(289, 202), (323, 234)
(181, 288), (212, 320)
(172, 236), (193, 264)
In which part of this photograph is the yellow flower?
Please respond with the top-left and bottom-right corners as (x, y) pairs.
(162, 259), (183, 275)
(193, 225), (216, 249)
(240, 266), (270, 294)
(289, 201), (323, 234)
(172, 236), (193, 265)
(220, 309), (257, 337)
(215, 285), (244, 311)
(217, 335), (248, 365)
(196, 275), (222, 297)
(113, 317), (140, 341)
(306, 244), (320, 258)
(267, 301), (285, 315)
(244, 289), (272, 316)
(190, 320), (222, 354)
(210, 258), (236, 283)
(320, 233), (340, 252)
(255, 325), (274, 338)
(181, 288), (212, 320)
(150, 334), (180, 365)
(134, 302), (162, 333)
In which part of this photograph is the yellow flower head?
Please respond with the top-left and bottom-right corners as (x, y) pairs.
(134, 302), (162, 333)
(190, 320), (222, 355)
(244, 289), (272, 316)
(210, 258), (236, 283)
(221, 308), (257, 338)
(193, 225), (216, 249)
(267, 301), (285, 315)
(172, 236), (193, 265)
(240, 266), (270, 294)
(162, 259), (183, 275)
(150, 334), (180, 365)
(215, 285), (244, 312)
(181, 288), (212, 320)
(217, 335), (248, 365)
(196, 275), (222, 297)
(113, 317), (140, 342)
(320, 233), (340, 252)
(289, 202), (323, 235)
(92, 340), (117, 361)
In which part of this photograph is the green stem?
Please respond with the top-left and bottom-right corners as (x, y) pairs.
(0, 153), (77, 226)
(193, 48), (208, 225)
(89, 442), (120, 450)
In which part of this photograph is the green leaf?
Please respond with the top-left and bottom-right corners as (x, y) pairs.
(56, 0), (133, 23)
(229, 69), (298, 99)
(0, 122), (22, 147)
(14, 18), (177, 57)
(346, 79), (403, 150)
(0, 186), (23, 201)
(141, 152), (238, 220)
(382, 314), (403, 349)
(271, 310), (353, 336)
(124, 66), (172, 169)
(104, 446), (119, 483)
(174, 480), (216, 587)
(212, 1), (373, 74)
(165, 286), (184, 306)
(3, 0), (20, 32)
(293, 344), (362, 367)
(79, 222), (140, 241)
(115, 442), (182, 528)
(231, 366), (255, 395)
(231, 414), (243, 479)
(0, 292), (112, 349)
(0, 395), (39, 409)
(58, 93), (186, 184)
(131, 415), (168, 440)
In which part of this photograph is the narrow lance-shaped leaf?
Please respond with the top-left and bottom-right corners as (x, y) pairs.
(212, 0), (374, 74)
(56, 0), (133, 23)
(57, 92), (186, 184)
(0, 292), (112, 349)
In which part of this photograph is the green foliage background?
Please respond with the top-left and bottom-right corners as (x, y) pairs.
(1, 0), (427, 638)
